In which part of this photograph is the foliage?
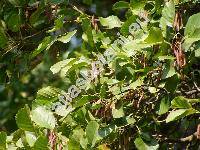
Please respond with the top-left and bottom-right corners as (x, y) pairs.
(0, 0), (200, 149)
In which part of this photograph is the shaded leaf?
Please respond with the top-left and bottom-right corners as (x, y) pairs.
(74, 95), (98, 108)
(157, 97), (170, 115)
(113, 1), (129, 10)
(34, 136), (48, 150)
(0, 27), (7, 48)
(31, 36), (55, 58)
(16, 105), (34, 132)
(0, 132), (6, 150)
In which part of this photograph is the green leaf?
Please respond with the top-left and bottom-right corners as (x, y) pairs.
(157, 56), (175, 61)
(82, 17), (95, 49)
(16, 105), (34, 132)
(100, 83), (107, 99)
(31, 106), (56, 129)
(0, 132), (6, 150)
(71, 128), (88, 149)
(34, 136), (48, 150)
(182, 98), (200, 104)
(83, 0), (92, 5)
(29, 6), (46, 27)
(6, 12), (21, 32)
(120, 15), (137, 35)
(50, 58), (76, 74)
(98, 125), (117, 139)
(125, 116), (136, 125)
(164, 75), (179, 93)
(8, 0), (20, 6)
(113, 1), (129, 10)
(161, 61), (176, 79)
(144, 27), (164, 44)
(185, 13), (200, 39)
(8, 0), (26, 6)
(55, 105), (74, 117)
(60, 58), (89, 77)
(195, 47), (200, 57)
(130, 78), (143, 90)
(74, 95), (98, 108)
(0, 27), (7, 48)
(86, 121), (99, 147)
(130, 0), (147, 14)
(160, 0), (175, 30)
(57, 30), (77, 43)
(31, 36), (55, 58)
(12, 129), (23, 143)
(49, 0), (64, 4)
(183, 13), (200, 50)
(35, 86), (62, 106)
(67, 139), (80, 150)
(25, 131), (37, 147)
(16, 138), (23, 148)
(159, 0), (175, 37)
(99, 16), (122, 29)
(112, 101), (124, 118)
(157, 97), (170, 115)
(134, 136), (159, 150)
(166, 109), (198, 123)
(171, 96), (192, 109)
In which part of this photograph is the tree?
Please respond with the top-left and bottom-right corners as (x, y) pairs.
(0, 0), (200, 149)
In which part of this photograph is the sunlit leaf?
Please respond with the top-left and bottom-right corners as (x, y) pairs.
(144, 27), (164, 44)
(31, 106), (56, 129)
(160, 0), (175, 30)
(166, 109), (198, 123)
(57, 30), (77, 43)
(50, 58), (76, 74)
(171, 96), (192, 109)
(86, 121), (99, 147)
(161, 61), (176, 79)
(25, 131), (37, 147)
(100, 16), (122, 29)
(134, 136), (159, 150)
